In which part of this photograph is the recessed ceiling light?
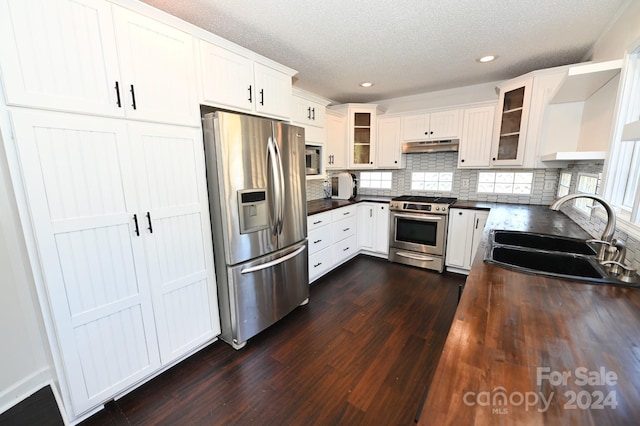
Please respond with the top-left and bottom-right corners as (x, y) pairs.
(359, 82), (374, 88)
(477, 55), (498, 63)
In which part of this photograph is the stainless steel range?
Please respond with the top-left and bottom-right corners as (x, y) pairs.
(388, 196), (457, 272)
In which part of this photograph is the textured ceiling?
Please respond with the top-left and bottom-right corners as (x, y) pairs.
(140, 0), (629, 104)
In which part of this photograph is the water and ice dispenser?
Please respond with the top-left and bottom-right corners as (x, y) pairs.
(237, 189), (268, 234)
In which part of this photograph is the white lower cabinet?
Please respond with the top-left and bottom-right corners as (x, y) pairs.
(357, 202), (390, 255)
(11, 110), (220, 417)
(308, 211), (333, 282)
(446, 208), (489, 274)
(307, 205), (358, 282)
(308, 202), (390, 283)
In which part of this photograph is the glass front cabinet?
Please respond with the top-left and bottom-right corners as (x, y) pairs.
(329, 103), (380, 169)
(491, 77), (533, 166)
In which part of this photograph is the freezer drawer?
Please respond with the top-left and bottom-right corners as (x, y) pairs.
(224, 241), (309, 347)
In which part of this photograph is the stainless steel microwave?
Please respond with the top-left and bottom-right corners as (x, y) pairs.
(305, 145), (321, 176)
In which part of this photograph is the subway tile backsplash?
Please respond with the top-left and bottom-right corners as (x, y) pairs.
(306, 151), (560, 205)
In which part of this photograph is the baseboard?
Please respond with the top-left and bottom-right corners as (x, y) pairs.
(0, 367), (53, 415)
(445, 266), (470, 275)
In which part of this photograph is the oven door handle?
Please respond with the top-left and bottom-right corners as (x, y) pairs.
(395, 251), (436, 261)
(393, 213), (443, 221)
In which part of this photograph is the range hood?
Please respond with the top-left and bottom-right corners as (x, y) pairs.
(402, 139), (459, 153)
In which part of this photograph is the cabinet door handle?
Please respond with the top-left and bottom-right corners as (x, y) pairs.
(259, 89), (264, 105)
(133, 214), (140, 236)
(307, 107), (312, 120)
(130, 84), (137, 110)
(461, 159), (465, 163)
(343, 247), (349, 252)
(312, 108), (315, 120)
(248, 85), (253, 103)
(313, 239), (322, 244)
(313, 220), (322, 225)
(343, 227), (350, 231)
(475, 218), (480, 229)
(314, 262), (322, 268)
(146, 212), (153, 233)
(370, 209), (372, 218)
(114, 81), (121, 108)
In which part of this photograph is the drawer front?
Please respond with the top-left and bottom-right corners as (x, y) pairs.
(308, 211), (332, 231)
(331, 205), (356, 221)
(333, 235), (358, 265)
(308, 225), (332, 254)
(309, 247), (333, 282)
(332, 215), (357, 242)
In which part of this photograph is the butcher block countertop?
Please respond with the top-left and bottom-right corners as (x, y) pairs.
(306, 196), (391, 216)
(418, 204), (640, 425)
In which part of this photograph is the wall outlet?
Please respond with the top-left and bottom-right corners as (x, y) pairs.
(462, 179), (469, 189)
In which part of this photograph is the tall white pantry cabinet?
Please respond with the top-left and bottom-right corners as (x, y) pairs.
(0, 0), (221, 419)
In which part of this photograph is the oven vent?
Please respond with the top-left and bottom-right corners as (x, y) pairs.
(402, 139), (459, 153)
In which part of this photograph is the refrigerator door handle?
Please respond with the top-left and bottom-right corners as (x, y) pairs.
(240, 245), (307, 274)
(273, 136), (286, 234)
(267, 137), (281, 235)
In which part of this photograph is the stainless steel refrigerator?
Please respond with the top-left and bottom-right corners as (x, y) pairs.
(202, 111), (309, 349)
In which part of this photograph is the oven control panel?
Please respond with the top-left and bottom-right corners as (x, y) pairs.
(389, 201), (449, 214)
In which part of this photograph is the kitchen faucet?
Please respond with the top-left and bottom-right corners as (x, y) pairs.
(549, 193), (616, 262)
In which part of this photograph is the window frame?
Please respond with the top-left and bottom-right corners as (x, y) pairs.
(602, 39), (640, 228)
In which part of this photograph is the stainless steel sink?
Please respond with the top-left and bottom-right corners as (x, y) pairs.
(491, 230), (597, 255)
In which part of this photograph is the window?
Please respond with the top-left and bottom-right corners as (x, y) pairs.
(558, 172), (571, 197)
(575, 173), (601, 215)
(359, 171), (392, 189)
(411, 172), (453, 191)
(604, 45), (640, 226)
(477, 172), (533, 194)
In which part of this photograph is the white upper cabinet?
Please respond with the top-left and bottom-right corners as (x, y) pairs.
(458, 105), (495, 168)
(0, 0), (200, 126)
(377, 116), (403, 169)
(402, 109), (461, 141)
(325, 110), (347, 169)
(290, 88), (329, 144)
(199, 41), (254, 112)
(253, 62), (292, 118)
(199, 41), (293, 119)
(0, 0), (122, 116)
(330, 103), (379, 169)
(491, 76), (533, 166)
(112, 6), (199, 126)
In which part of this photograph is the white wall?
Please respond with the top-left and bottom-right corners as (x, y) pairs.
(375, 81), (500, 114)
(0, 130), (52, 414)
(591, 0), (640, 61)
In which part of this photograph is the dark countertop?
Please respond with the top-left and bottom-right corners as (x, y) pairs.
(307, 196), (391, 216)
(418, 204), (640, 425)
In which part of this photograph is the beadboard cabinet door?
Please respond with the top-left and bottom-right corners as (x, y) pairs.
(129, 123), (220, 363)
(0, 0), (123, 116)
(11, 110), (220, 417)
(112, 5), (200, 126)
(11, 110), (161, 416)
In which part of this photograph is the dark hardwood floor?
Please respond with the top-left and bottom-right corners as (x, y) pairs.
(81, 256), (465, 425)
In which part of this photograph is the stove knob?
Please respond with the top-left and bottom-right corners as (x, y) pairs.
(435, 207), (440, 211)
